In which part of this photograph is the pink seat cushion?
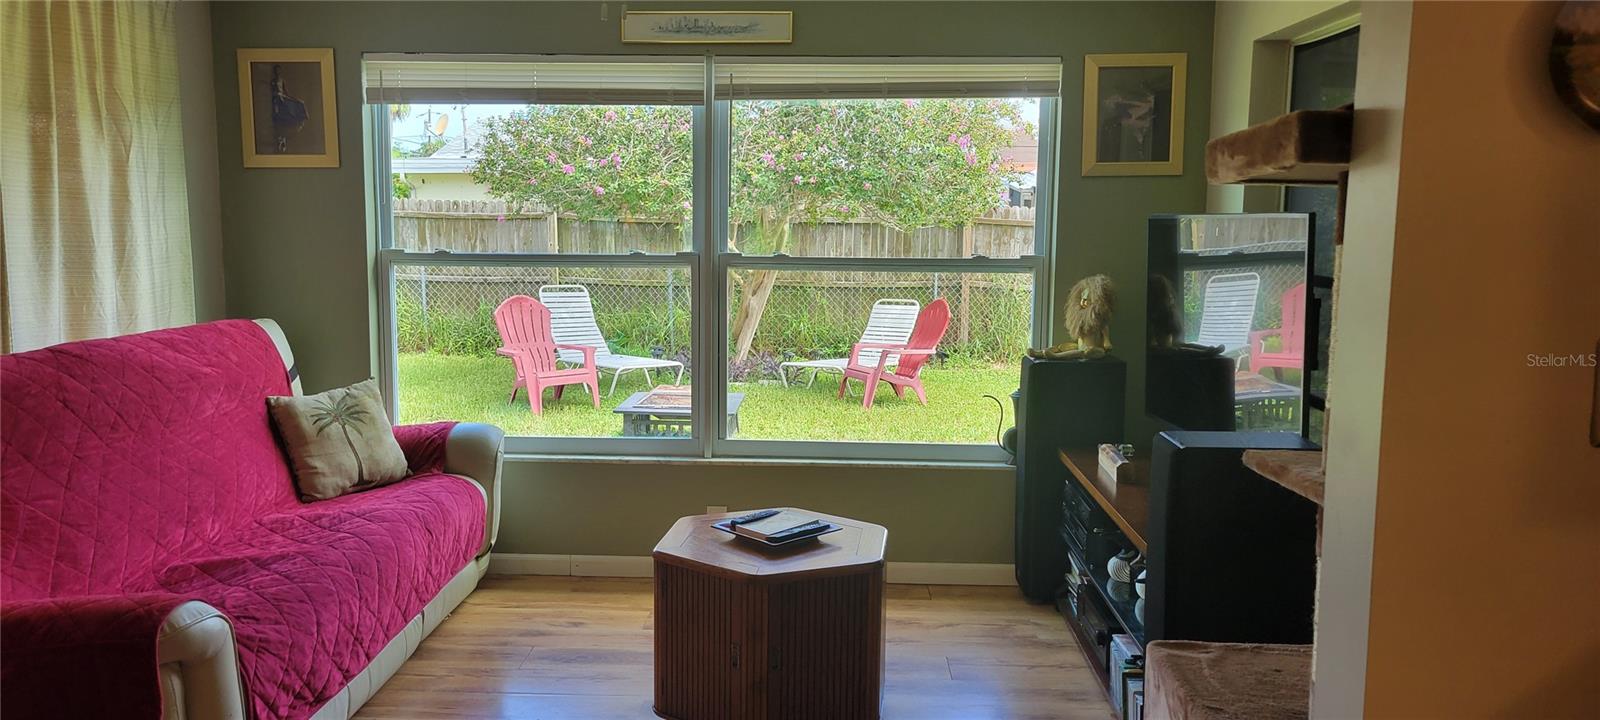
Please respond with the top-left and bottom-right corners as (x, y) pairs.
(156, 473), (484, 718)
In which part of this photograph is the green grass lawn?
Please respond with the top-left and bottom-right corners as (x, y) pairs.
(396, 352), (1017, 444)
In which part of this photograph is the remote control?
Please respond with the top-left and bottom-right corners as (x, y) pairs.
(727, 508), (780, 525)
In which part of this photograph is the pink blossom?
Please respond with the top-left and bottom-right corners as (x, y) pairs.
(957, 134), (972, 150)
(580, 136), (593, 146)
(604, 110), (618, 121)
(793, 175), (804, 184)
(964, 151), (978, 166)
(794, 152), (806, 161)
(948, 133), (959, 144)
(610, 151), (622, 167)
(496, 215), (506, 222)
(677, 121), (691, 132)
(682, 201), (693, 211)
(902, 98), (917, 107)
(863, 181), (872, 190)
(593, 185), (606, 196)
(561, 164), (575, 175)
(546, 151), (559, 163)
(989, 162), (1000, 172)
(761, 152), (775, 167)
(528, 178), (538, 185)
(597, 156), (609, 167)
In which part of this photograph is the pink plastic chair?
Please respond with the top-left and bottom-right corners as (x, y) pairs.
(1249, 283), (1307, 377)
(493, 295), (600, 415)
(838, 298), (951, 409)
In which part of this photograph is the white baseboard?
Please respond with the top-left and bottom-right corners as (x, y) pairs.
(488, 554), (654, 577)
(486, 553), (573, 576)
(489, 553), (1014, 586)
(883, 561), (1015, 586)
(570, 555), (654, 577)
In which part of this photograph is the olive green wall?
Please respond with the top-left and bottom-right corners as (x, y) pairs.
(177, 1), (226, 321)
(497, 461), (1017, 563)
(1206, 0), (1356, 213)
(210, 1), (1214, 562)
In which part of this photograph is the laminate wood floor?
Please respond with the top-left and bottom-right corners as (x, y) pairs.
(354, 575), (1112, 720)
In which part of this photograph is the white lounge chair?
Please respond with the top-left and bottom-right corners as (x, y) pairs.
(780, 298), (920, 387)
(1195, 272), (1261, 354)
(538, 284), (686, 396)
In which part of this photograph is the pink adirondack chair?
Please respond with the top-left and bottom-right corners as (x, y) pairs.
(1249, 283), (1307, 377)
(838, 298), (951, 409)
(493, 295), (600, 415)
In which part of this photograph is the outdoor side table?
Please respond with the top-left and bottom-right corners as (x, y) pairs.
(652, 509), (888, 720)
(613, 387), (744, 437)
(1234, 372), (1302, 430)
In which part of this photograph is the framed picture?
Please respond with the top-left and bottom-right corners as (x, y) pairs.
(1082, 53), (1187, 176)
(622, 11), (793, 44)
(237, 48), (338, 168)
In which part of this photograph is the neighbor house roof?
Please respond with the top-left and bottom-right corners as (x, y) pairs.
(392, 155), (474, 174)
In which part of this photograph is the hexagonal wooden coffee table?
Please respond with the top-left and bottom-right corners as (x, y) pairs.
(652, 508), (888, 720)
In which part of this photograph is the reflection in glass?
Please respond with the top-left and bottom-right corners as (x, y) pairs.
(1095, 67), (1173, 163)
(1145, 214), (1308, 432)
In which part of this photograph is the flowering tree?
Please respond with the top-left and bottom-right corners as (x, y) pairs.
(472, 99), (1028, 362)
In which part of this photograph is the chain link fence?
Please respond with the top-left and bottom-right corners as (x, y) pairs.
(395, 264), (1032, 377)
(393, 200), (1037, 379)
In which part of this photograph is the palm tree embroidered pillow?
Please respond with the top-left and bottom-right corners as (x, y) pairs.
(268, 378), (410, 500)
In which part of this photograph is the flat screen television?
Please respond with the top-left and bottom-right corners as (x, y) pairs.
(1145, 213), (1311, 434)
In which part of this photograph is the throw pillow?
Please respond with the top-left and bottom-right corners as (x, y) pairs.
(267, 378), (410, 500)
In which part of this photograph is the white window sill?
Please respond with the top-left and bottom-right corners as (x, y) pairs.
(504, 452), (1014, 472)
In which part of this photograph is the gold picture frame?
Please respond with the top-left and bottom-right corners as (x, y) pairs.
(1082, 53), (1187, 177)
(237, 48), (339, 168)
(621, 11), (793, 44)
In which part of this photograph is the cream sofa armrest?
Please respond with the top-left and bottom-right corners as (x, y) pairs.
(444, 422), (504, 557)
(251, 319), (302, 395)
(157, 601), (246, 720)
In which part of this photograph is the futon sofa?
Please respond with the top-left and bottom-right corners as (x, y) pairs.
(0, 319), (503, 720)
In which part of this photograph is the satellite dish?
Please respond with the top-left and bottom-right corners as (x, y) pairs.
(431, 114), (450, 137)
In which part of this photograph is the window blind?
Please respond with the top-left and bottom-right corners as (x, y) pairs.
(714, 58), (1062, 100)
(363, 54), (706, 105)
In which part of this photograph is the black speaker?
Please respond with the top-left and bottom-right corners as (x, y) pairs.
(1145, 430), (1319, 643)
(1014, 356), (1125, 602)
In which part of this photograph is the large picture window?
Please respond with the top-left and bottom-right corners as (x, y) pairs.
(367, 55), (1060, 461)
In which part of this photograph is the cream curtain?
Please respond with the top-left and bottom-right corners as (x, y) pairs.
(1, 1), (194, 353)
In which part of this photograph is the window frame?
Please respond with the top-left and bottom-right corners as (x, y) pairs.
(1284, 26), (1358, 443)
(369, 55), (1060, 463)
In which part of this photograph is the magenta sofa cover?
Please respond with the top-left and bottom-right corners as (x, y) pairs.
(0, 320), (486, 719)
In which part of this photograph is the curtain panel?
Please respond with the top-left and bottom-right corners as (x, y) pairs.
(1, 1), (194, 353)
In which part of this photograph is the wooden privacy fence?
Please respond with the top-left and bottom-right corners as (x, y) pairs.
(392, 199), (1035, 258)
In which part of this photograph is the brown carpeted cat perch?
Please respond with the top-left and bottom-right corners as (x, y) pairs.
(1205, 106), (1353, 185)
(1144, 641), (1312, 720)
